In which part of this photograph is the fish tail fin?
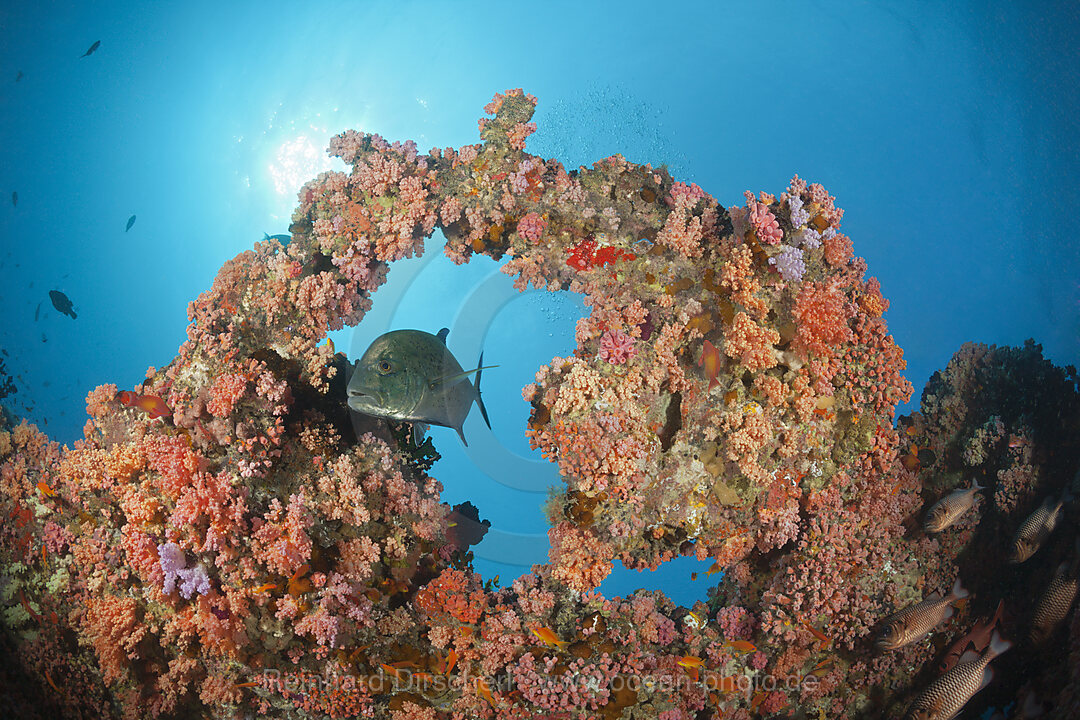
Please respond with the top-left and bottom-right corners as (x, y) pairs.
(987, 629), (1011, 658)
(475, 351), (492, 430)
(950, 578), (969, 602)
(971, 478), (984, 492)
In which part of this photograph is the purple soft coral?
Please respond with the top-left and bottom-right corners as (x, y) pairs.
(769, 245), (806, 281)
(158, 542), (211, 599)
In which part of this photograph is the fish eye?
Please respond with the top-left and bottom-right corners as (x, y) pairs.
(377, 360), (392, 373)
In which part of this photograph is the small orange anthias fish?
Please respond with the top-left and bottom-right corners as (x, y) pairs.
(118, 390), (172, 419)
(805, 657), (835, 680)
(36, 480), (57, 498)
(475, 676), (496, 705)
(699, 339), (722, 390)
(531, 626), (569, 649)
(724, 640), (757, 653)
(677, 655), (703, 681)
(442, 648), (458, 675)
(676, 655), (704, 668)
(797, 615), (832, 650)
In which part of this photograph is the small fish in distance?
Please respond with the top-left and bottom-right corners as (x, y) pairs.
(80, 41), (101, 58)
(49, 290), (76, 319)
(347, 327), (496, 447)
(125, 214), (136, 232)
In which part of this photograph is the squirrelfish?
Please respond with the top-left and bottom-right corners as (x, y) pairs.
(876, 578), (969, 651)
(924, 480), (983, 533)
(903, 630), (1010, 720)
(347, 328), (494, 446)
(1029, 556), (1080, 645)
(1009, 491), (1069, 563)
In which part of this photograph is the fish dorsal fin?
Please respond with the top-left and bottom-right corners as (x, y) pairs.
(437, 328), (449, 345)
(926, 591), (942, 602)
(429, 364), (499, 389)
(959, 649), (980, 664)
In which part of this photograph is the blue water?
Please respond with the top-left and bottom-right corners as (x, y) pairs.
(1, 0), (1077, 607)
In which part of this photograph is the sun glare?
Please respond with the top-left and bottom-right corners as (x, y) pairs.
(267, 135), (334, 197)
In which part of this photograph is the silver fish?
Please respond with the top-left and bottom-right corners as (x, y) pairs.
(1029, 552), (1080, 645)
(347, 328), (494, 446)
(904, 630), (1011, 720)
(877, 578), (969, 651)
(924, 479), (983, 533)
(1009, 491), (1068, 563)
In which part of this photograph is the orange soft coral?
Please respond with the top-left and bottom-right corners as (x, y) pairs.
(792, 280), (855, 359)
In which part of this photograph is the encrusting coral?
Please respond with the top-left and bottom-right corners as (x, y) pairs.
(1, 90), (1078, 719)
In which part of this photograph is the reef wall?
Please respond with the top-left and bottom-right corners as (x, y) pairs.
(0, 90), (1077, 719)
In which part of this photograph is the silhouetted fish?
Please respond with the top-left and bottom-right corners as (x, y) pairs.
(49, 290), (77, 319)
(34, 301), (41, 321)
(15, 71), (23, 82)
(263, 232), (291, 244)
(81, 40), (101, 58)
(11, 191), (16, 207)
(445, 501), (491, 551)
(125, 214), (136, 232)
